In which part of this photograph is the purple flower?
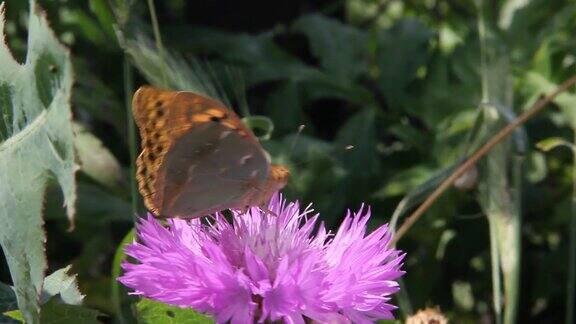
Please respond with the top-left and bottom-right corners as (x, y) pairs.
(119, 195), (405, 323)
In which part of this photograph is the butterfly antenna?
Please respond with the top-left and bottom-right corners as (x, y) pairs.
(288, 142), (354, 168)
(284, 142), (354, 192)
(287, 125), (305, 160)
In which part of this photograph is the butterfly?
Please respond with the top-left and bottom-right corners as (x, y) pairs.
(132, 85), (289, 218)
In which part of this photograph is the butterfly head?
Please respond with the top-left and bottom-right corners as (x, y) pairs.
(270, 164), (290, 190)
(248, 164), (289, 209)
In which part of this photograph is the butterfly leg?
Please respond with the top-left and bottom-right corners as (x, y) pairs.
(259, 204), (278, 217)
(238, 205), (250, 215)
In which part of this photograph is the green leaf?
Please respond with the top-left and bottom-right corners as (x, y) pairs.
(161, 23), (375, 106)
(377, 19), (433, 109)
(388, 159), (463, 234)
(73, 59), (126, 140)
(526, 151), (547, 183)
(136, 298), (213, 324)
(522, 72), (576, 127)
(0, 3), (76, 323)
(39, 298), (101, 324)
(247, 60), (375, 106)
(114, 12), (235, 107)
(335, 108), (379, 176)
(111, 229), (137, 324)
(292, 14), (369, 80)
(389, 122), (429, 153)
(373, 166), (436, 198)
(89, 0), (117, 40)
(73, 122), (123, 188)
(75, 183), (132, 222)
(4, 295), (100, 324)
(410, 46), (481, 127)
(498, 0), (532, 30)
(265, 82), (305, 135)
(536, 137), (574, 153)
(3, 310), (23, 322)
(531, 40), (552, 77)
(452, 281), (475, 311)
(241, 115), (274, 140)
(59, 8), (109, 46)
(0, 282), (17, 312)
(41, 266), (83, 306)
(0, 282), (19, 323)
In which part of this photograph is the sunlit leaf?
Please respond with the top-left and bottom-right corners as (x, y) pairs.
(2, 268), (91, 323)
(136, 298), (212, 324)
(3, 310), (23, 322)
(41, 266), (84, 306)
(536, 137), (574, 152)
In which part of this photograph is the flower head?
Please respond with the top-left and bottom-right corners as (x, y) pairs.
(119, 195), (405, 323)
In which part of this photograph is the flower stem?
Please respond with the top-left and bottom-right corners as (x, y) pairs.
(488, 215), (502, 324)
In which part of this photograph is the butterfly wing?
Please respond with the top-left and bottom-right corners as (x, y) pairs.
(132, 86), (270, 217)
(161, 122), (269, 217)
(133, 87), (179, 215)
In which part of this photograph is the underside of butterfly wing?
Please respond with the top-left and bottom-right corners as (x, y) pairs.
(133, 87), (178, 215)
(132, 85), (270, 217)
(160, 122), (270, 218)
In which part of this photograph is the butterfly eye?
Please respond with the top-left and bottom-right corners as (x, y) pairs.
(210, 116), (221, 122)
(155, 100), (163, 108)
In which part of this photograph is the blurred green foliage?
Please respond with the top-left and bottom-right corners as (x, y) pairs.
(1, 0), (576, 322)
